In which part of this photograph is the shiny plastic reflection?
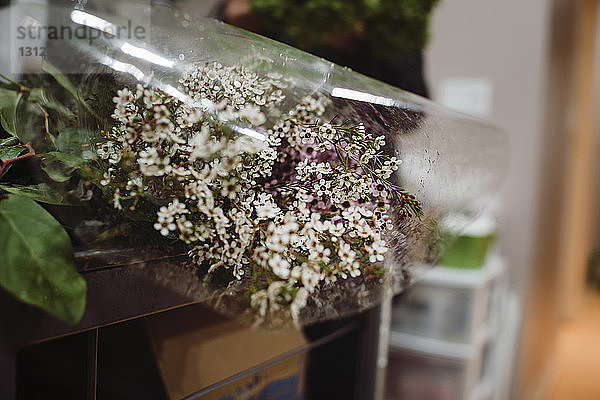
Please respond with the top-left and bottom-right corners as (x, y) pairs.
(3, 2), (507, 327)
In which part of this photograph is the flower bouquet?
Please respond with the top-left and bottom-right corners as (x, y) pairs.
(0, 2), (507, 327)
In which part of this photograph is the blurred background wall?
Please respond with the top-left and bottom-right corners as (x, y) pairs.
(425, 1), (555, 398)
(426, 0), (599, 399)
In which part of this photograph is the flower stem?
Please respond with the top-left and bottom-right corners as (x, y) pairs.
(0, 73), (30, 91)
(0, 142), (36, 178)
(30, 102), (56, 146)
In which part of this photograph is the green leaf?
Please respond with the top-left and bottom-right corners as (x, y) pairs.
(0, 183), (79, 205)
(56, 127), (100, 159)
(0, 137), (19, 147)
(0, 145), (25, 162)
(0, 195), (86, 325)
(41, 59), (79, 101)
(29, 88), (75, 119)
(0, 138), (26, 176)
(14, 100), (45, 145)
(0, 88), (45, 146)
(0, 87), (22, 136)
(41, 153), (78, 182)
(41, 152), (103, 182)
(42, 59), (98, 118)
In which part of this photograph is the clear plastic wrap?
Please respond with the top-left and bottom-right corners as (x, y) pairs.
(0, 1), (507, 327)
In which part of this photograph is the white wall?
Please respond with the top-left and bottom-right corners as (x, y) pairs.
(425, 1), (556, 398)
(426, 0), (551, 293)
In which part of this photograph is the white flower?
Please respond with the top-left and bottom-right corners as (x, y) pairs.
(189, 125), (220, 160)
(113, 189), (123, 210)
(154, 214), (176, 236)
(267, 281), (286, 308)
(291, 287), (309, 322)
(239, 105), (266, 126)
(97, 141), (121, 164)
(319, 123), (336, 139)
(312, 244), (331, 264)
(325, 218), (346, 236)
(254, 193), (280, 220)
(113, 88), (132, 106)
(307, 213), (325, 232)
(137, 148), (171, 176)
(250, 290), (268, 317)
(206, 69), (218, 80)
(220, 179), (240, 199)
(301, 267), (321, 292)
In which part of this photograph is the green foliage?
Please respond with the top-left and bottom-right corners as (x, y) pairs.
(28, 87), (75, 119)
(364, 0), (440, 56)
(0, 195), (87, 325)
(0, 67), (107, 324)
(0, 137), (19, 148)
(41, 151), (103, 182)
(0, 144), (25, 162)
(0, 145), (25, 177)
(42, 59), (98, 119)
(0, 88), (22, 137)
(55, 127), (100, 159)
(41, 59), (80, 107)
(41, 152), (81, 182)
(15, 99), (46, 145)
(251, 0), (363, 48)
(0, 137), (25, 177)
(0, 183), (80, 205)
(250, 0), (440, 56)
(77, 68), (125, 130)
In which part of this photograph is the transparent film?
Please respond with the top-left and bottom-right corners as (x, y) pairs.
(0, 1), (507, 327)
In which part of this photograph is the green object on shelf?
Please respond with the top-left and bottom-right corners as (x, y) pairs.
(440, 234), (495, 269)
